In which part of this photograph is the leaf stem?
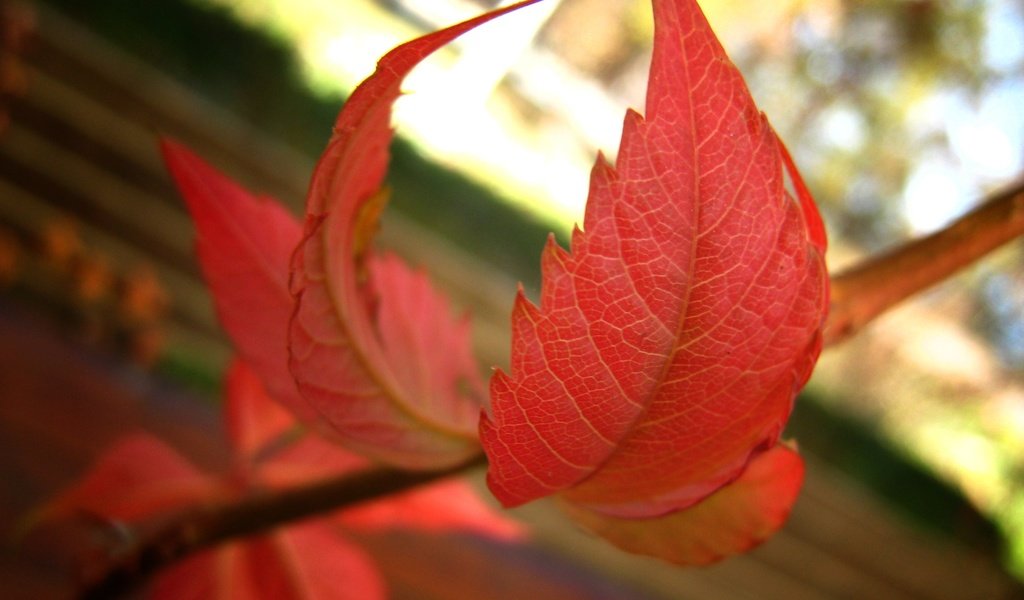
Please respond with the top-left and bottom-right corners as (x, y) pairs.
(824, 177), (1024, 347)
(77, 453), (487, 599)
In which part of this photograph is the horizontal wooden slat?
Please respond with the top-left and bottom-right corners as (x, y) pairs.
(0, 177), (229, 362)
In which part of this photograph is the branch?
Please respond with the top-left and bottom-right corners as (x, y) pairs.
(77, 178), (1024, 598)
(824, 177), (1024, 346)
(77, 453), (488, 600)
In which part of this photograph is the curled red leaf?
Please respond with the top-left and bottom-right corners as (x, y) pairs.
(288, 0), (543, 469)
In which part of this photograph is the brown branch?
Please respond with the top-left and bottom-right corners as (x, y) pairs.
(77, 178), (1024, 599)
(77, 453), (488, 600)
(825, 177), (1024, 347)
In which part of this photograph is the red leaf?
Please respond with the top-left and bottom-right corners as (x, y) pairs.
(224, 359), (298, 461)
(221, 357), (369, 487)
(42, 433), (222, 522)
(257, 431), (369, 490)
(561, 443), (805, 566)
(45, 433), (387, 600)
(151, 522), (385, 600)
(43, 358), (522, 600)
(481, 0), (828, 519)
(255, 429), (525, 544)
(160, 140), (317, 424)
(339, 477), (524, 541)
(367, 253), (485, 429)
(288, 0), (542, 469)
(148, 544), (249, 600)
(224, 367), (522, 541)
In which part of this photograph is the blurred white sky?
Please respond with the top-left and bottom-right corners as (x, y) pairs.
(903, 0), (1024, 233)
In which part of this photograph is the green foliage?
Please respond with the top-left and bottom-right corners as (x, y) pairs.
(788, 392), (1003, 553)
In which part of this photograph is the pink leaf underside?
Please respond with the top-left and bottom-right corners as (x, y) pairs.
(43, 433), (223, 523)
(481, 0), (828, 518)
(257, 433), (370, 490)
(151, 521), (386, 600)
(288, 0), (543, 469)
(160, 140), (317, 425)
(225, 358), (299, 461)
(561, 443), (805, 566)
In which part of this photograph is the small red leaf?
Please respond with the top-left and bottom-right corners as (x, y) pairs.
(339, 477), (524, 541)
(561, 443), (804, 566)
(224, 359), (297, 461)
(257, 432), (369, 491)
(481, 0), (828, 519)
(368, 253), (485, 429)
(151, 522), (385, 600)
(149, 544), (246, 600)
(160, 140), (316, 424)
(288, 1), (542, 469)
(42, 433), (221, 522)
(227, 366), (522, 542)
(42, 362), (519, 600)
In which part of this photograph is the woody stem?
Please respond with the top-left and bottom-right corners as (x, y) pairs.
(825, 177), (1024, 346)
(77, 453), (488, 599)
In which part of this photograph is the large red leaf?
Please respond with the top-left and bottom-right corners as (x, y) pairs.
(161, 141), (316, 425)
(288, 0), (542, 469)
(481, 0), (828, 520)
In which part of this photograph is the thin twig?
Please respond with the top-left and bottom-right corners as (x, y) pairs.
(78, 453), (488, 600)
(825, 177), (1024, 346)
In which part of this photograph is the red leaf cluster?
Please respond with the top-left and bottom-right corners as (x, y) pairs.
(48, 0), (830, 581)
(166, 0), (827, 568)
(43, 361), (521, 599)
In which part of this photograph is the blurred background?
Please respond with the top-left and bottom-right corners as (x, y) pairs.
(1, 0), (1023, 597)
